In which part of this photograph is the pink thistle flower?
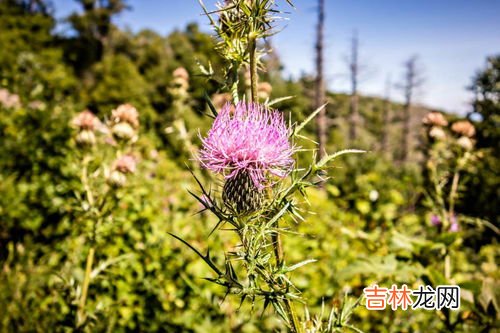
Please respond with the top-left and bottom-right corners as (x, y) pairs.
(198, 102), (295, 190)
(173, 67), (189, 81)
(430, 214), (442, 226)
(72, 110), (100, 131)
(422, 111), (448, 127)
(451, 120), (475, 138)
(111, 104), (139, 128)
(113, 155), (137, 174)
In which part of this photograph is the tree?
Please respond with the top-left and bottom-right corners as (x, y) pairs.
(461, 55), (500, 226)
(0, 0), (76, 99)
(314, 0), (327, 159)
(398, 55), (423, 162)
(66, 0), (128, 74)
(381, 75), (392, 154)
(469, 55), (500, 151)
(348, 31), (360, 142)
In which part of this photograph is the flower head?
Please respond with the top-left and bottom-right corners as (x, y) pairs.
(75, 130), (96, 146)
(112, 122), (136, 140)
(422, 112), (448, 127)
(0, 88), (21, 109)
(451, 120), (475, 138)
(457, 136), (474, 150)
(258, 82), (272, 100)
(113, 154), (137, 174)
(111, 104), (139, 128)
(199, 102), (295, 189)
(430, 214), (442, 226)
(429, 126), (446, 140)
(173, 67), (189, 81)
(211, 93), (232, 109)
(72, 110), (100, 131)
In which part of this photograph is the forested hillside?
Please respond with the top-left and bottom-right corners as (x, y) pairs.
(0, 1), (498, 332)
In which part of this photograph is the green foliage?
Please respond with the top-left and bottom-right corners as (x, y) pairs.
(463, 55), (500, 225)
(0, 2), (497, 332)
(86, 54), (151, 114)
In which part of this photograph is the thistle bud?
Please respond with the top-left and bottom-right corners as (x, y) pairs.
(222, 170), (265, 215)
(457, 136), (473, 150)
(173, 77), (189, 91)
(451, 120), (475, 138)
(0, 88), (21, 109)
(72, 110), (100, 131)
(75, 129), (96, 146)
(422, 112), (448, 127)
(173, 67), (189, 81)
(429, 126), (446, 140)
(257, 82), (272, 100)
(107, 155), (137, 187)
(107, 170), (127, 187)
(430, 214), (442, 226)
(111, 104), (139, 129)
(113, 155), (137, 174)
(112, 122), (136, 141)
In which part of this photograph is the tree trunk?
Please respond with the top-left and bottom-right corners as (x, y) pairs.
(315, 0), (327, 159)
(349, 31), (359, 142)
(400, 56), (420, 162)
(381, 76), (391, 155)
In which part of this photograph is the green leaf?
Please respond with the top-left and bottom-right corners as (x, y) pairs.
(91, 253), (134, 279)
(293, 104), (326, 136)
(315, 149), (366, 170)
(168, 232), (223, 276)
(267, 95), (294, 107)
(204, 92), (218, 117)
(285, 259), (317, 272)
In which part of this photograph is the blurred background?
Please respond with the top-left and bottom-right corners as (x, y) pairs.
(0, 0), (498, 332)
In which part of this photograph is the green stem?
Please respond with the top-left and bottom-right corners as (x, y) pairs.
(249, 35), (258, 103)
(272, 222), (303, 333)
(444, 252), (451, 280)
(448, 171), (460, 219)
(76, 155), (97, 327)
(77, 246), (95, 327)
(231, 63), (240, 103)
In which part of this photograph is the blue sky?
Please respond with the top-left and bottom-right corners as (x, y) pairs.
(52, 0), (500, 113)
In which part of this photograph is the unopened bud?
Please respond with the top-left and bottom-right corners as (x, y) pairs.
(76, 130), (96, 146)
(112, 122), (136, 141)
(451, 120), (475, 138)
(107, 170), (127, 187)
(113, 155), (137, 174)
(422, 112), (448, 127)
(429, 126), (446, 140)
(457, 136), (473, 150)
(257, 82), (272, 100)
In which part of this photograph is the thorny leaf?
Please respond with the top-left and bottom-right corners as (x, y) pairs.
(293, 104), (327, 137)
(168, 232), (223, 276)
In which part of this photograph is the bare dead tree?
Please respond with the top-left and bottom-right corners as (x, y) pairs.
(348, 30), (360, 142)
(398, 55), (423, 162)
(381, 75), (391, 154)
(314, 0), (327, 159)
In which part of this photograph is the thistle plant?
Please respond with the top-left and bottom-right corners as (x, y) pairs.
(70, 105), (139, 329)
(198, 0), (292, 102)
(165, 67), (195, 156)
(421, 113), (483, 285)
(199, 102), (295, 213)
(422, 113), (478, 237)
(171, 2), (364, 332)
